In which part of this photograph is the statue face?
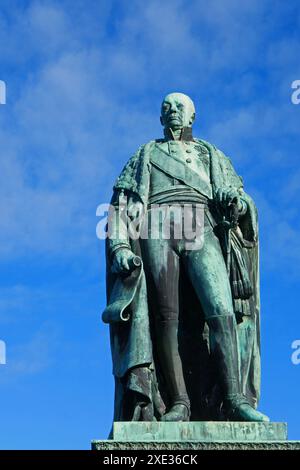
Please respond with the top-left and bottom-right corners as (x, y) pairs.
(160, 93), (195, 130)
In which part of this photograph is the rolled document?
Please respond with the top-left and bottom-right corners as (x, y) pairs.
(102, 256), (142, 323)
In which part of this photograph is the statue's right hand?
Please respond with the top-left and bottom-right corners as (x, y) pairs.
(111, 248), (136, 274)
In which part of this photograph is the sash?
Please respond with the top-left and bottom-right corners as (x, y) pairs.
(150, 144), (212, 199)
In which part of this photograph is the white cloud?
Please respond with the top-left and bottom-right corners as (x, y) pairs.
(0, 324), (60, 384)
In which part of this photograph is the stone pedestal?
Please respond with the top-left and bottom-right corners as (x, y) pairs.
(92, 421), (300, 450)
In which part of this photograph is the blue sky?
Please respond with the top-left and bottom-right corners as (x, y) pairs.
(0, 0), (300, 449)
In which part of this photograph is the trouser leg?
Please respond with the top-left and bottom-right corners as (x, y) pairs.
(207, 315), (241, 403)
(182, 228), (241, 405)
(157, 319), (190, 408)
(183, 227), (269, 421)
(207, 314), (269, 420)
(141, 237), (190, 411)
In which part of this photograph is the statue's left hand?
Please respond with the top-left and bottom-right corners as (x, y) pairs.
(215, 187), (240, 210)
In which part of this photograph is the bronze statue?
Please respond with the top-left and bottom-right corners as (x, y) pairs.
(102, 93), (269, 424)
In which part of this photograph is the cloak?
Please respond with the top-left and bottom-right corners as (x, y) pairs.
(102, 138), (261, 423)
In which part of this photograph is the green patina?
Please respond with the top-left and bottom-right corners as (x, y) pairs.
(102, 93), (269, 433)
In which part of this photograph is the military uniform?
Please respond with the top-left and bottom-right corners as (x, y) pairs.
(138, 129), (242, 414)
(105, 127), (267, 423)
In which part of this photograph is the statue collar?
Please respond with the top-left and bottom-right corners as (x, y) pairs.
(163, 127), (194, 142)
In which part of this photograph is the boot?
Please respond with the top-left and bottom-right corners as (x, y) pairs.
(161, 403), (190, 422)
(224, 399), (269, 422)
(207, 315), (269, 422)
(156, 319), (191, 421)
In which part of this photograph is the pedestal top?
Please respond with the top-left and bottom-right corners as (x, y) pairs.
(113, 421), (287, 442)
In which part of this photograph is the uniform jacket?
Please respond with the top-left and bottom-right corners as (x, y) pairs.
(103, 137), (261, 422)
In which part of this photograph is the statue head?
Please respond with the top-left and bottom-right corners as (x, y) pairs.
(160, 92), (195, 131)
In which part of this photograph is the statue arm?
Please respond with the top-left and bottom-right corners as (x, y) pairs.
(107, 188), (144, 274)
(213, 147), (249, 218)
(238, 191), (249, 216)
(107, 188), (131, 262)
(107, 143), (149, 272)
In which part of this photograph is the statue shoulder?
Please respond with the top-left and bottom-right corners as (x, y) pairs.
(113, 140), (155, 194)
(128, 140), (156, 162)
(196, 138), (237, 168)
(195, 138), (243, 187)
(120, 141), (152, 168)
(194, 137), (215, 149)
(195, 138), (228, 160)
